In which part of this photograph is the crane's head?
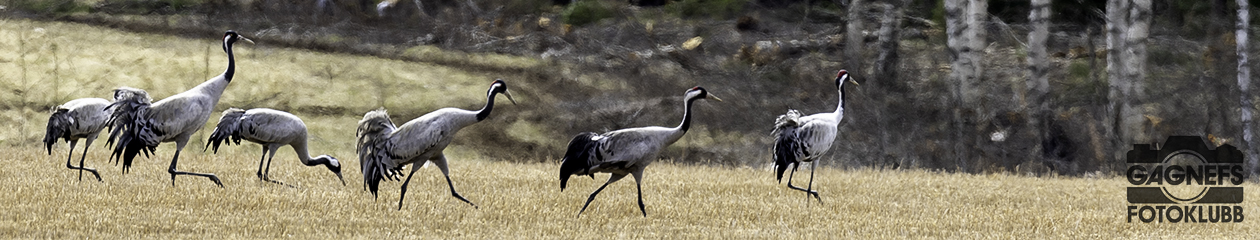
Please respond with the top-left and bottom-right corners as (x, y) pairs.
(315, 155), (346, 186)
(222, 30), (255, 52)
(684, 86), (723, 103)
(488, 79), (517, 105)
(835, 69), (859, 88)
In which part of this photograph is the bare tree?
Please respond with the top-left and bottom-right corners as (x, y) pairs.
(1237, 0), (1258, 177)
(945, 0), (987, 171)
(1105, 0), (1150, 165)
(1027, 0), (1050, 164)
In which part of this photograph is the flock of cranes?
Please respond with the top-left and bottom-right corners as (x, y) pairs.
(40, 30), (859, 217)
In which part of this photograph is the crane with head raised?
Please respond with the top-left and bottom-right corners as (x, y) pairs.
(106, 30), (253, 187)
(559, 86), (722, 217)
(357, 79), (516, 210)
(771, 69), (859, 204)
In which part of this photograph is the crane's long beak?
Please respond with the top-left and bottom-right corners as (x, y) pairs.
(707, 93), (724, 102)
(241, 36), (255, 45)
(336, 172), (346, 186)
(848, 76), (859, 86)
(504, 90), (518, 105)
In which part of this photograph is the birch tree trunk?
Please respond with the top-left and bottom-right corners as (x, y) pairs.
(1105, 0), (1149, 167)
(1237, 0), (1258, 177)
(945, 0), (986, 171)
(846, 0), (865, 75)
(1027, 0), (1050, 164)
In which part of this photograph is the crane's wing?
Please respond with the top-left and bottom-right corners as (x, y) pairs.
(205, 108), (246, 153)
(106, 88), (161, 173)
(356, 109), (402, 198)
(238, 110), (304, 144)
(772, 110), (837, 181)
(559, 132), (603, 190)
(595, 130), (659, 167)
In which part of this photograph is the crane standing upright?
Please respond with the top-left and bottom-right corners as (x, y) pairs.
(206, 108), (345, 186)
(771, 70), (859, 203)
(106, 30), (253, 187)
(559, 86), (722, 217)
(357, 79), (516, 210)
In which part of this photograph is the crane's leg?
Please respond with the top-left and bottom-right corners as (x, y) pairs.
(785, 162), (820, 202)
(260, 146), (291, 187)
(786, 161), (826, 203)
(397, 164), (421, 210)
(168, 140), (224, 188)
(256, 146), (267, 180)
(64, 140), (101, 182)
(632, 170), (647, 217)
(578, 173), (626, 217)
(77, 138), (103, 182)
(805, 161), (823, 204)
(432, 155), (477, 208)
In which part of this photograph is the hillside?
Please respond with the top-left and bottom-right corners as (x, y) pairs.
(2, 0), (1257, 176)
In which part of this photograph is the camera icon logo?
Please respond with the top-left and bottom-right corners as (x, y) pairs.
(1126, 136), (1245, 204)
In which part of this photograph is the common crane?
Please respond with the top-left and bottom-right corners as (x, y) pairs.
(106, 30), (253, 188)
(771, 70), (859, 204)
(559, 86), (722, 217)
(357, 79), (516, 210)
(206, 108), (345, 186)
(43, 98), (113, 182)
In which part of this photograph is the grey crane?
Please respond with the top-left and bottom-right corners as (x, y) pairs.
(106, 30), (253, 188)
(43, 98), (114, 182)
(357, 79), (516, 210)
(559, 86), (722, 217)
(206, 108), (345, 186)
(771, 69), (859, 204)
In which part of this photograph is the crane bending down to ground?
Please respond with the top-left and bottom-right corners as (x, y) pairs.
(771, 70), (859, 204)
(106, 31), (253, 187)
(559, 86), (722, 217)
(206, 108), (345, 186)
(357, 79), (516, 210)
(44, 98), (114, 182)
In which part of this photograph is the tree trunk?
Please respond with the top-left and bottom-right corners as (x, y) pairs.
(846, 0), (865, 75)
(873, 1), (905, 169)
(874, 2), (903, 84)
(1027, 0), (1050, 165)
(1237, 0), (1258, 177)
(1105, 0), (1149, 169)
(945, 0), (986, 172)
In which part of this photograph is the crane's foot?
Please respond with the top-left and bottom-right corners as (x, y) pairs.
(171, 170), (224, 188)
(68, 165), (103, 182)
(786, 185), (824, 205)
(260, 175), (295, 188)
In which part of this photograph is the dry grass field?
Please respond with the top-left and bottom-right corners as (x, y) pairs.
(2, 19), (1259, 238)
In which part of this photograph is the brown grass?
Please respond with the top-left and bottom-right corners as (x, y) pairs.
(7, 145), (1260, 238)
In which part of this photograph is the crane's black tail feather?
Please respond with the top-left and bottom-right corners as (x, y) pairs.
(559, 132), (602, 191)
(772, 109), (804, 183)
(356, 108), (400, 197)
(205, 108), (247, 153)
(105, 87), (160, 173)
(43, 109), (73, 155)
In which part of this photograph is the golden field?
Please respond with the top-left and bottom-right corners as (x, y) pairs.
(2, 18), (1259, 238)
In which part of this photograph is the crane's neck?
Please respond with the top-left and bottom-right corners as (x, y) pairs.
(833, 83), (847, 121)
(291, 138), (314, 163)
(223, 39), (236, 82)
(475, 91), (499, 121)
(675, 97), (698, 133)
